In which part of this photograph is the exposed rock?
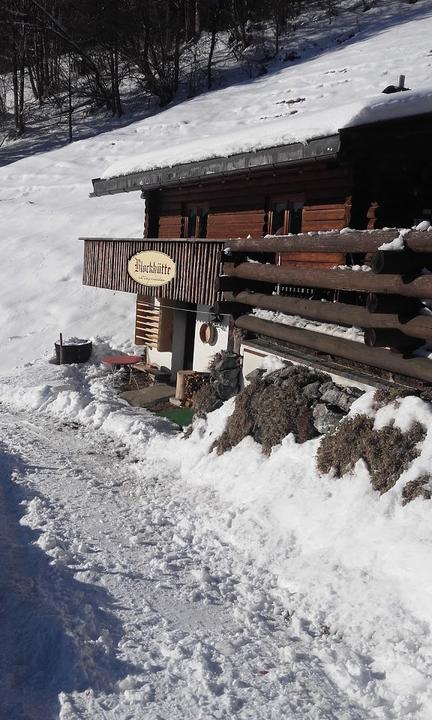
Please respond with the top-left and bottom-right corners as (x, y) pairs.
(320, 387), (356, 413)
(245, 368), (265, 382)
(210, 351), (241, 373)
(211, 359), (366, 453)
(313, 403), (345, 435)
(346, 386), (363, 399)
(266, 364), (326, 390)
(319, 381), (337, 395)
(265, 364), (295, 385)
(214, 364), (241, 400)
(303, 381), (322, 401)
(194, 351), (242, 416)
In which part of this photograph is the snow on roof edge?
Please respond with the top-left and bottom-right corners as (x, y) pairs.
(92, 134), (341, 196)
(95, 87), (432, 196)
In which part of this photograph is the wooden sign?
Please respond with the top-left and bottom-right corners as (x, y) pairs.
(128, 250), (176, 287)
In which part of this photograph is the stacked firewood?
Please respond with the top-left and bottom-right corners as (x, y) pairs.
(184, 373), (210, 406)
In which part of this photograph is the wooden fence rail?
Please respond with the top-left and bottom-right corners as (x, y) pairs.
(223, 230), (432, 384)
(222, 290), (432, 341)
(235, 315), (432, 384)
(223, 262), (432, 298)
(226, 229), (432, 254)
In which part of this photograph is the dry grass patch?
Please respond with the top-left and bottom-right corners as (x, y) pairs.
(373, 387), (414, 407)
(316, 415), (425, 494)
(402, 476), (432, 506)
(193, 384), (222, 418)
(216, 379), (261, 455)
(215, 368), (321, 455)
(255, 385), (316, 453)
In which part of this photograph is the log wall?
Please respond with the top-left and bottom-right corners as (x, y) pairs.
(152, 161), (352, 269)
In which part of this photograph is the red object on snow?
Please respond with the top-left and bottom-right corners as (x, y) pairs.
(101, 354), (143, 366)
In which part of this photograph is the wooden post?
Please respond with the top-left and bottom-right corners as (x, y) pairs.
(364, 328), (423, 352)
(366, 293), (420, 314)
(59, 332), (64, 365)
(370, 251), (428, 275)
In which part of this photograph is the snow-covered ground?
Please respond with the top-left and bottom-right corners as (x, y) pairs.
(1, 357), (432, 718)
(2, 1), (432, 717)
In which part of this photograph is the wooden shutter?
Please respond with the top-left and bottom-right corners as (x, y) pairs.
(135, 295), (173, 351)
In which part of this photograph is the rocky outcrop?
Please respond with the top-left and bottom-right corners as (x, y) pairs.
(252, 364), (362, 438)
(214, 362), (364, 454)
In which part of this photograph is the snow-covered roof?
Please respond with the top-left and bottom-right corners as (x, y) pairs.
(94, 1), (432, 195)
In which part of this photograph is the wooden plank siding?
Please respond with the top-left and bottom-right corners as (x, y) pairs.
(151, 160), (352, 270)
(82, 238), (224, 305)
(135, 296), (174, 350)
(281, 199), (351, 270)
(158, 215), (183, 237)
(207, 209), (266, 238)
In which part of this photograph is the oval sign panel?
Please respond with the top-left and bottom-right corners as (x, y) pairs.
(128, 250), (176, 287)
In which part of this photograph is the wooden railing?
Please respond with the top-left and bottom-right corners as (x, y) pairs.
(82, 237), (225, 306)
(222, 230), (432, 384)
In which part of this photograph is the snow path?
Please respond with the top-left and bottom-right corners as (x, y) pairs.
(0, 406), (370, 720)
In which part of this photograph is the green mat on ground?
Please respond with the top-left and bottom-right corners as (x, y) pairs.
(156, 407), (194, 427)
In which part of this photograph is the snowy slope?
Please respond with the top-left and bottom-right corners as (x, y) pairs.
(0, 141), (142, 373)
(102, 0), (432, 178)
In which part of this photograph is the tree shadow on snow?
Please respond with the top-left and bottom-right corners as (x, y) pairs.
(225, 1), (432, 96)
(0, 1), (430, 172)
(0, 444), (138, 720)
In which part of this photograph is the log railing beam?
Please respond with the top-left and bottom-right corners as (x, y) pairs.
(225, 230), (432, 254)
(235, 315), (432, 383)
(222, 290), (432, 341)
(223, 262), (432, 299)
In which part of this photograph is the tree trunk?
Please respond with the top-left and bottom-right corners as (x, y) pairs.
(67, 53), (73, 142)
(12, 49), (19, 131)
(207, 23), (217, 89)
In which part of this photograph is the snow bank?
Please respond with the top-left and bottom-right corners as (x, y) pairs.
(0, 130), (143, 375)
(2, 348), (432, 715)
(0, 346), (177, 449)
(167, 391), (432, 716)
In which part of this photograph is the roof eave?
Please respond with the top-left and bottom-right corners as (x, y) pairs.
(91, 134), (341, 197)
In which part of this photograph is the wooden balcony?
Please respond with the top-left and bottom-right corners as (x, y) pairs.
(81, 237), (225, 305)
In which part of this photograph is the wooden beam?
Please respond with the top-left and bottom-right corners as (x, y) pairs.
(235, 314), (432, 383)
(223, 290), (432, 341)
(225, 230), (432, 254)
(364, 328), (423, 351)
(370, 251), (430, 275)
(366, 293), (420, 314)
(223, 262), (432, 298)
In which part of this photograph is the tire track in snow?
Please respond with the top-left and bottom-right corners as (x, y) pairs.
(0, 406), (373, 719)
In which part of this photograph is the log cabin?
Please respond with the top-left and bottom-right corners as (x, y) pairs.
(82, 108), (432, 387)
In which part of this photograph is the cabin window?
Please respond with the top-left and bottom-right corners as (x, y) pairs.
(270, 199), (303, 235)
(184, 204), (208, 238)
